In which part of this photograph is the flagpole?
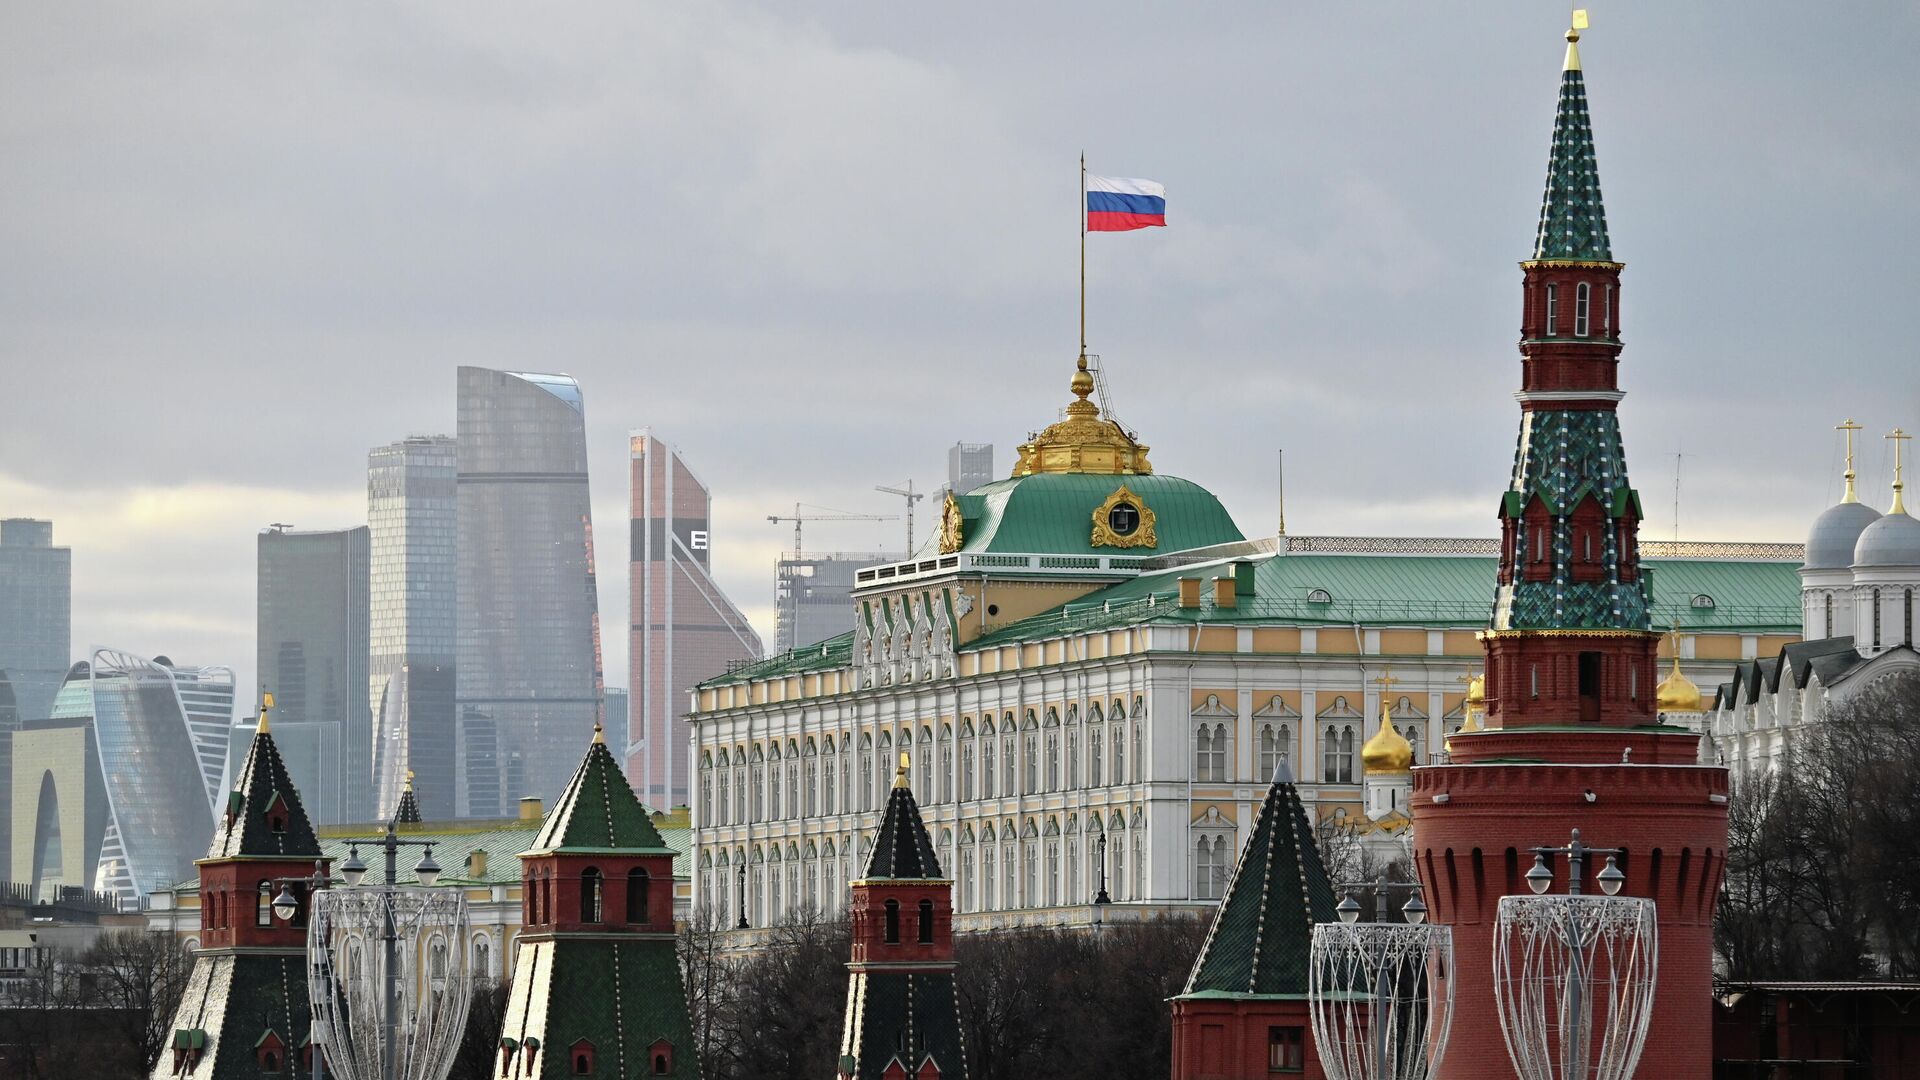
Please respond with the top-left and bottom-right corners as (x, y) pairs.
(1079, 151), (1087, 360)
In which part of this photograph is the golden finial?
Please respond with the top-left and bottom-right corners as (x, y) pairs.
(1361, 671), (1414, 774)
(1657, 626), (1703, 713)
(257, 688), (274, 733)
(592, 717), (605, 745)
(1889, 428), (1911, 516)
(1455, 673), (1485, 733)
(1565, 8), (1588, 71)
(1838, 419), (1863, 504)
(893, 751), (911, 789)
(405, 768), (415, 791)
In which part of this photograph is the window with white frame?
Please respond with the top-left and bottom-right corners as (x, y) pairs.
(1195, 834), (1230, 900)
(1195, 723), (1227, 782)
(1575, 281), (1591, 336)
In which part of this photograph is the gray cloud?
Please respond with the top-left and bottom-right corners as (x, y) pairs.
(2, 2), (1916, 705)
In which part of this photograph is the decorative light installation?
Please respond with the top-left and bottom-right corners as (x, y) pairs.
(307, 835), (471, 1080)
(1493, 830), (1658, 1080)
(1310, 884), (1455, 1080)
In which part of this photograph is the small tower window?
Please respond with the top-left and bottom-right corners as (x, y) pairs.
(627, 867), (651, 925)
(1604, 284), (1614, 334)
(1545, 283), (1559, 335)
(884, 898), (901, 943)
(918, 899), (935, 944)
(580, 867), (602, 924)
(1575, 282), (1591, 336)
(256, 880), (274, 927)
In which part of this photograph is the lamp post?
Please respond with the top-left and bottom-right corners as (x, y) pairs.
(1310, 876), (1451, 1080)
(1093, 831), (1111, 906)
(268, 860), (336, 1080)
(736, 863), (749, 930)
(1493, 829), (1657, 1080)
(305, 822), (468, 1080)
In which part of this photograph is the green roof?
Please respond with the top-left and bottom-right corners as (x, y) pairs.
(1533, 60), (1612, 261)
(969, 552), (1801, 649)
(951, 472), (1243, 556)
(529, 737), (671, 855)
(703, 631), (852, 688)
(1181, 765), (1337, 997)
(524, 939), (701, 1078)
(205, 727), (321, 861)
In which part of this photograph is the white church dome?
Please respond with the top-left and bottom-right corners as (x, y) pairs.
(1854, 510), (1920, 568)
(1804, 501), (1882, 570)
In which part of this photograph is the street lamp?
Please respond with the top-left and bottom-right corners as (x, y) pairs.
(1494, 829), (1658, 1080)
(1310, 876), (1454, 1080)
(307, 822), (470, 1080)
(736, 863), (749, 930)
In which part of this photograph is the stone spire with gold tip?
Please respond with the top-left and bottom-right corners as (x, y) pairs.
(1012, 355), (1153, 477)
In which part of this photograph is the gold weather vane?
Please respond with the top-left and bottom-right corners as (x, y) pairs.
(593, 715), (605, 744)
(258, 687), (274, 733)
(1565, 8), (1589, 71)
(405, 769), (416, 791)
(894, 751), (912, 789)
(1890, 428), (1912, 515)
(1839, 418), (1864, 503)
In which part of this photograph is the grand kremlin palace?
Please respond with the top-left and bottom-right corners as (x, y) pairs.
(688, 362), (1801, 928)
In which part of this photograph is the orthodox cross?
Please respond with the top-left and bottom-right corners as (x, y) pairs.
(1891, 428), (1911, 514)
(1838, 418), (1863, 502)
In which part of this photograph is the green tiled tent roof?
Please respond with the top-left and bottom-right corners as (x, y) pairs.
(950, 472), (1243, 556)
(968, 553), (1801, 648)
(205, 727), (321, 861)
(842, 971), (969, 1080)
(529, 737), (672, 855)
(533, 939), (701, 1079)
(1181, 763), (1337, 997)
(864, 778), (943, 880)
(155, 954), (312, 1080)
(1534, 62), (1612, 261)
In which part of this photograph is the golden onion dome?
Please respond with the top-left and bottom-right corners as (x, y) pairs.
(1012, 356), (1153, 477)
(1360, 706), (1414, 774)
(1655, 654), (1703, 714)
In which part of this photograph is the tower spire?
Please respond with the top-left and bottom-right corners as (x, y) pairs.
(1535, 8), (1611, 262)
(1889, 427), (1911, 515)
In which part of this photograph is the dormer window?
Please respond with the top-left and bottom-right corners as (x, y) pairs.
(263, 792), (288, 834)
(1574, 282), (1591, 336)
(1690, 594), (1715, 610)
(1545, 283), (1559, 335)
(570, 1038), (595, 1075)
(1306, 589), (1332, 605)
(649, 1038), (675, 1075)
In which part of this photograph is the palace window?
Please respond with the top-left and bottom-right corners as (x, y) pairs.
(1323, 726), (1355, 784)
(1090, 722), (1104, 786)
(1046, 731), (1060, 792)
(1025, 732), (1039, 793)
(1004, 731), (1017, 794)
(1545, 282), (1559, 335)
(1575, 281), (1591, 336)
(1112, 724), (1126, 787)
(1195, 724), (1228, 782)
(1065, 728), (1079, 788)
(1195, 835), (1230, 900)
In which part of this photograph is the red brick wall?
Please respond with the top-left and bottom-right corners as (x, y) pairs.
(1170, 997), (1323, 1080)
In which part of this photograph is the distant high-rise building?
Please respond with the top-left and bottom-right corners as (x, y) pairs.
(604, 687), (629, 746)
(457, 367), (604, 818)
(948, 442), (994, 496)
(629, 431), (760, 811)
(368, 435), (458, 819)
(0, 518), (71, 725)
(45, 650), (232, 903)
(775, 553), (893, 653)
(258, 526), (370, 825)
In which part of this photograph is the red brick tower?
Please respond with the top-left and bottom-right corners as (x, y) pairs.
(153, 709), (329, 1079)
(837, 754), (967, 1080)
(1410, 18), (1729, 1080)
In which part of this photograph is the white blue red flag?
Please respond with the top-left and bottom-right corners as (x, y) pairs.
(1086, 175), (1167, 231)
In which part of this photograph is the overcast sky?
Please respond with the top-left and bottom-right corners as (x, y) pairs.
(3, 3), (1916, 709)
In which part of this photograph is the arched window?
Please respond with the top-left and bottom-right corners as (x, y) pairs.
(1307, 588), (1333, 604)
(981, 733), (996, 798)
(1574, 281), (1591, 337)
(884, 898), (901, 943)
(1691, 593), (1716, 609)
(1195, 835), (1229, 900)
(1604, 283), (1614, 334)
(918, 899), (935, 944)
(627, 868), (650, 924)
(1003, 725), (1017, 794)
(1024, 730), (1039, 793)
(716, 765), (731, 826)
(1545, 282), (1559, 335)
(474, 935), (491, 979)
(1090, 717), (1104, 786)
(962, 741), (975, 801)
(580, 867), (602, 924)
(1112, 722), (1126, 786)
(1045, 730), (1060, 792)
(256, 880), (273, 927)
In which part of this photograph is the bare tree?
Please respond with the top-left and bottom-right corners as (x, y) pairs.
(76, 928), (196, 1075)
(448, 978), (509, 1080)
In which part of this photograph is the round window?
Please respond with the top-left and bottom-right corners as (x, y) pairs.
(1106, 501), (1140, 536)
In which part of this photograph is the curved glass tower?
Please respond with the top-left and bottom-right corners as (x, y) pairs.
(56, 649), (232, 902)
(456, 367), (604, 817)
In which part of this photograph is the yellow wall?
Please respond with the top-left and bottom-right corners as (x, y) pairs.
(1378, 630), (1428, 655)
(1251, 628), (1302, 654)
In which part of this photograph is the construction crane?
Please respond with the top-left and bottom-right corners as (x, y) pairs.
(766, 504), (896, 561)
(874, 481), (926, 553)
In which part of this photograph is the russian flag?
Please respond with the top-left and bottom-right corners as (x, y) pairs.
(1086, 175), (1166, 232)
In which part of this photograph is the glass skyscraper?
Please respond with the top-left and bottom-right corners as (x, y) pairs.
(257, 526), (370, 825)
(51, 649), (232, 903)
(629, 430), (761, 811)
(368, 435), (458, 821)
(456, 367), (603, 818)
(0, 518), (71, 724)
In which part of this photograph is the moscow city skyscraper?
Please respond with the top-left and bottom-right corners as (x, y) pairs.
(0, 518), (71, 726)
(256, 524), (370, 825)
(628, 430), (760, 810)
(456, 367), (604, 818)
(368, 434), (458, 820)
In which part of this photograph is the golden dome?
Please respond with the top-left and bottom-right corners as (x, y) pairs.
(1013, 356), (1153, 477)
(1361, 704), (1414, 774)
(1656, 653), (1703, 714)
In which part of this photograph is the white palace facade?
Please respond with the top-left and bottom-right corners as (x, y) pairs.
(688, 362), (1805, 929)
